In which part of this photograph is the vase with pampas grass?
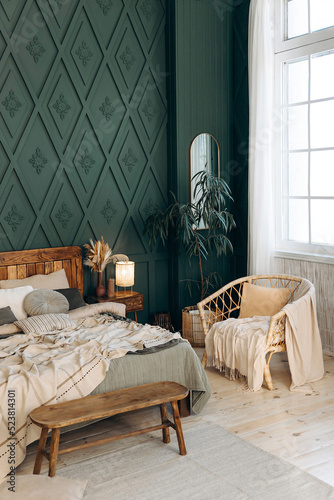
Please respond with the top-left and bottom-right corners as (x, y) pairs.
(83, 237), (128, 297)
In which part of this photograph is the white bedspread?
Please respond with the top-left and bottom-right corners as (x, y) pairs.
(0, 309), (181, 479)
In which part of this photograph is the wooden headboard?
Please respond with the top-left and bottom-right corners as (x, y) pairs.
(0, 246), (83, 296)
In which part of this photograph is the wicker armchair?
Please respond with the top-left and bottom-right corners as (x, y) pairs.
(197, 274), (306, 390)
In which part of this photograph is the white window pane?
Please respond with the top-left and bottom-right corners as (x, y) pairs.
(310, 100), (334, 149)
(287, 105), (308, 150)
(288, 153), (308, 196)
(311, 200), (334, 245)
(287, 0), (309, 38)
(310, 151), (334, 196)
(286, 59), (309, 104)
(288, 199), (309, 242)
(311, 52), (334, 101)
(310, 0), (334, 32)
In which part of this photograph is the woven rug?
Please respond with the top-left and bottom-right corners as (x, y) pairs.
(56, 422), (334, 500)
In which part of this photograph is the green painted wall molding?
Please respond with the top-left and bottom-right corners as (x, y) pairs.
(0, 0), (169, 323)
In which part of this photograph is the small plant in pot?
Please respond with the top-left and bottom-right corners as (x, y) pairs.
(144, 170), (235, 302)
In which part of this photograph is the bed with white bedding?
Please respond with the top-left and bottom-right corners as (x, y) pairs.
(0, 246), (211, 479)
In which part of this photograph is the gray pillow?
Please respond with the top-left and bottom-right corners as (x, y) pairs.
(55, 288), (86, 310)
(0, 306), (17, 326)
(24, 289), (69, 316)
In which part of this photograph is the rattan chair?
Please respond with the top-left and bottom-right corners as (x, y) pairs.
(197, 274), (307, 390)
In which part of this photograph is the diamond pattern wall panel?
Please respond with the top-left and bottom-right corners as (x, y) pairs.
(17, 114), (60, 209)
(0, 32), (6, 60)
(117, 122), (147, 200)
(68, 8), (103, 97)
(71, 117), (107, 200)
(0, 0), (168, 323)
(47, 61), (83, 147)
(0, 56), (34, 151)
(0, 142), (9, 184)
(15, 0), (58, 97)
(1, 180), (36, 248)
(0, 1), (25, 37)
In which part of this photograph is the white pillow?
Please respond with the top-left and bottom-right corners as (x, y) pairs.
(0, 269), (69, 290)
(0, 286), (33, 320)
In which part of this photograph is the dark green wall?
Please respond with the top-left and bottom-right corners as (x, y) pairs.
(0, 0), (169, 323)
(0, 0), (250, 328)
(232, 0), (249, 278)
(167, 0), (235, 328)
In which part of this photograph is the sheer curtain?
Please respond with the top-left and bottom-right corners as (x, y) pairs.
(248, 0), (275, 274)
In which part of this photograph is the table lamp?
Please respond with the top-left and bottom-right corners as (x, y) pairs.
(115, 261), (135, 290)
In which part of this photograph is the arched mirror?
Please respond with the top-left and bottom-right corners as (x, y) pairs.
(190, 133), (220, 228)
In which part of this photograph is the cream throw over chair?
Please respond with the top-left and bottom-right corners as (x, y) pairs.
(197, 275), (324, 391)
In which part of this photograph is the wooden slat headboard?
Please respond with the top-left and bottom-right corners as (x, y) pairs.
(0, 246), (83, 296)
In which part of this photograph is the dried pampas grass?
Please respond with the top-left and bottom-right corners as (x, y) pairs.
(83, 237), (128, 272)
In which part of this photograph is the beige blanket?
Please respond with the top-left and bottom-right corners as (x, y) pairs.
(205, 316), (271, 391)
(0, 306), (181, 479)
(283, 281), (324, 390)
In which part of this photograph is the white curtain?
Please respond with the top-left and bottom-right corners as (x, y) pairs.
(248, 0), (275, 275)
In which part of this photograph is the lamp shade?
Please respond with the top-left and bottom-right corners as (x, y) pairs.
(115, 261), (135, 287)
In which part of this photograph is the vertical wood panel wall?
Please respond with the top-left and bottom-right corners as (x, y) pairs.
(233, 0), (250, 278)
(0, 0), (168, 323)
(169, 0), (234, 327)
(275, 258), (334, 354)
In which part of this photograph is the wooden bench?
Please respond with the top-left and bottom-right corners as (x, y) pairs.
(29, 382), (189, 477)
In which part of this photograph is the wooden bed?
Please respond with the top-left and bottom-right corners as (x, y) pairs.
(0, 244), (210, 413)
(0, 246), (83, 295)
(0, 245), (211, 479)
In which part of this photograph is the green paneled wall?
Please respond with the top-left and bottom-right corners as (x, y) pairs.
(0, 0), (168, 323)
(168, 0), (234, 327)
(233, 0), (249, 278)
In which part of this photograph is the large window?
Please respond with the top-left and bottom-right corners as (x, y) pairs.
(275, 1), (334, 257)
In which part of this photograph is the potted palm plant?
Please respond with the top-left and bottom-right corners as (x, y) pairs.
(144, 170), (235, 345)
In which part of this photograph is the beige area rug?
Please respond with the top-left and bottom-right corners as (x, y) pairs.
(54, 422), (334, 500)
(0, 474), (87, 499)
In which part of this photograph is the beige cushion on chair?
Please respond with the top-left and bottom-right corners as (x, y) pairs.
(239, 283), (291, 319)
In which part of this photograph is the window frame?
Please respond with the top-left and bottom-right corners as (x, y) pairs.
(275, 1), (334, 54)
(274, 1), (334, 260)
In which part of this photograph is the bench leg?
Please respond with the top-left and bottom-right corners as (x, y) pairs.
(160, 403), (170, 444)
(33, 427), (48, 475)
(171, 400), (187, 456)
(49, 428), (60, 477)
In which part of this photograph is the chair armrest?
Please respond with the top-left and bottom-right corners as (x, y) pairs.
(265, 309), (287, 351)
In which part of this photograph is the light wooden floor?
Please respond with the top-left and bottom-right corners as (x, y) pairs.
(17, 350), (334, 487)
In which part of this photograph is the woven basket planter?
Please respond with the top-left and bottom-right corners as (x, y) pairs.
(182, 305), (205, 347)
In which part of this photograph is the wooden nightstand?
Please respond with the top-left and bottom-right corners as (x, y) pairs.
(86, 291), (144, 322)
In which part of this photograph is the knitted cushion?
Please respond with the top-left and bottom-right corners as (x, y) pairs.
(24, 289), (69, 316)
